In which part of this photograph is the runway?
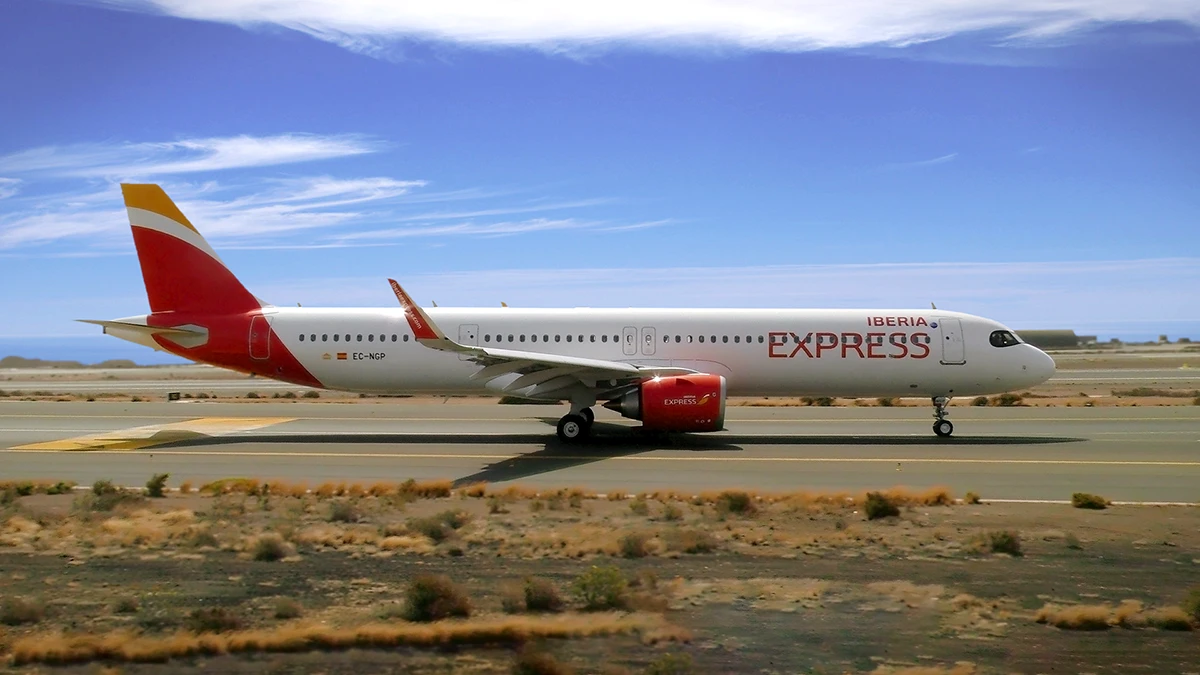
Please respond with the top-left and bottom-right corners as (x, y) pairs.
(3, 400), (1197, 502)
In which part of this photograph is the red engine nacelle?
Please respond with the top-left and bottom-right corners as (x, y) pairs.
(602, 374), (726, 432)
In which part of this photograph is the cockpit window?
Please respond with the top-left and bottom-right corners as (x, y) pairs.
(989, 330), (1020, 348)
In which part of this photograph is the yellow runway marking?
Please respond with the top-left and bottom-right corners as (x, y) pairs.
(10, 417), (294, 452)
(7, 448), (1200, 467)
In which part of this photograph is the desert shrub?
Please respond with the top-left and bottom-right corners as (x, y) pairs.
(1072, 492), (1109, 510)
(397, 479), (453, 499)
(645, 653), (696, 675)
(876, 397), (896, 407)
(273, 597), (303, 619)
(77, 479), (142, 512)
(1, 596), (45, 625)
(144, 473), (169, 498)
(715, 490), (756, 517)
(572, 565), (628, 611)
(971, 396), (989, 406)
(488, 496), (510, 514)
(663, 528), (717, 554)
(864, 491), (900, 520)
(661, 503), (683, 521)
(1182, 586), (1200, 622)
(524, 577), (565, 613)
(512, 646), (574, 675)
(402, 574), (472, 621)
(964, 491), (981, 505)
(186, 607), (243, 633)
(282, 391), (297, 399)
(628, 497), (650, 516)
(991, 393), (1023, 406)
(45, 480), (75, 495)
(246, 392), (260, 399)
(1194, 395), (1200, 406)
(813, 396), (835, 406)
(1145, 607), (1193, 631)
(328, 500), (362, 523)
(977, 530), (1023, 556)
(1035, 604), (1110, 630)
(408, 510), (470, 543)
(251, 533), (292, 561)
(619, 531), (652, 558)
(302, 390), (320, 399)
(113, 597), (139, 614)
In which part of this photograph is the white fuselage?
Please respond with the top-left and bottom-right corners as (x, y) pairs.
(249, 306), (1054, 399)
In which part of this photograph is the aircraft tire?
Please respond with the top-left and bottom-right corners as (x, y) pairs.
(933, 420), (954, 438)
(579, 407), (595, 426)
(557, 414), (589, 442)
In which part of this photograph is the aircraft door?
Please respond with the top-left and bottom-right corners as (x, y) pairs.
(458, 324), (479, 361)
(249, 315), (272, 360)
(640, 326), (656, 356)
(937, 318), (966, 365)
(622, 326), (638, 356)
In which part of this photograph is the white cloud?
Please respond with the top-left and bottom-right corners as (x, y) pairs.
(100, 0), (1200, 55)
(0, 134), (381, 179)
(0, 178), (19, 199)
(0, 171), (662, 251)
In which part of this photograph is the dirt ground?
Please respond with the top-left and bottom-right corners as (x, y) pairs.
(1, 481), (1197, 674)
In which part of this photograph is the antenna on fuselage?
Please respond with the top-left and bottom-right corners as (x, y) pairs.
(431, 300), (438, 307)
(930, 302), (937, 309)
(501, 302), (508, 307)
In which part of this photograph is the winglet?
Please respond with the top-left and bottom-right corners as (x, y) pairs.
(388, 279), (445, 341)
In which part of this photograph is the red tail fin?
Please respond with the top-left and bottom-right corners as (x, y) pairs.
(121, 184), (262, 315)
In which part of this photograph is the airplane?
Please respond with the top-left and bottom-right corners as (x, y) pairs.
(84, 184), (1056, 442)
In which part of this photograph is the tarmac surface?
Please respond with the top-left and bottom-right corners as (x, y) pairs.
(2, 400), (1197, 502)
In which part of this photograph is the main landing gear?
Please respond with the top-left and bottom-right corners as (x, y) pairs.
(556, 407), (594, 442)
(931, 396), (953, 438)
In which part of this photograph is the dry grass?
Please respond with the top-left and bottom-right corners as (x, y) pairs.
(1035, 601), (1194, 631)
(8, 613), (677, 666)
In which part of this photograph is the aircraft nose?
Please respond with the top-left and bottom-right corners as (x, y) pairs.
(1028, 347), (1056, 384)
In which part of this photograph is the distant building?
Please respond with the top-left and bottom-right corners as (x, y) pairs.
(1013, 330), (1083, 349)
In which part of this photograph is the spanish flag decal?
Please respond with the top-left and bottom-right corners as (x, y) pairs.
(336, 353), (348, 360)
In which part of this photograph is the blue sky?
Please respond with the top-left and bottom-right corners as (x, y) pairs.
(0, 0), (1197, 362)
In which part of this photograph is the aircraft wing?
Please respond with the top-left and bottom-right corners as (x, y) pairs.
(387, 279), (694, 398)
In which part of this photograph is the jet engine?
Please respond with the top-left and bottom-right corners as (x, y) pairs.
(603, 374), (726, 432)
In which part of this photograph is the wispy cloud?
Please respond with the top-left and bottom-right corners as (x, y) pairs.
(879, 152), (958, 171)
(0, 136), (671, 251)
(95, 1), (1200, 56)
(0, 134), (381, 179)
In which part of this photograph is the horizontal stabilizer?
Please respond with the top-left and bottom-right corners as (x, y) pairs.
(77, 320), (206, 338)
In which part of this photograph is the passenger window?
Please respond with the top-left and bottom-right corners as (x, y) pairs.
(508, 334), (514, 342)
(698, 335), (705, 343)
(333, 334), (339, 342)
(555, 335), (561, 342)
(687, 335), (694, 343)
(601, 335), (608, 343)
(520, 335), (526, 342)
(391, 335), (397, 342)
(311, 334), (316, 342)
(590, 335), (596, 343)
(484, 335), (490, 342)
(566, 335), (573, 342)
(345, 335), (350, 342)
(711, 336), (716, 343)
(745, 336), (751, 344)
(722, 336), (729, 343)
(368, 334), (374, 342)
(404, 335), (410, 342)
(674, 335), (681, 343)
(663, 335), (670, 343)
(613, 335), (618, 343)
(734, 336), (741, 343)
(357, 335), (363, 342)
(544, 335), (549, 342)
(531, 335), (538, 342)
(299, 334), (305, 341)
(322, 334), (328, 342)
(758, 336), (764, 343)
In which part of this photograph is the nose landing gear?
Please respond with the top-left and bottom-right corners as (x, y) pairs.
(931, 396), (953, 438)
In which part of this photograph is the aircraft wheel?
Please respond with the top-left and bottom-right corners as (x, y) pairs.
(557, 414), (589, 442)
(933, 420), (954, 438)
(579, 407), (595, 426)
